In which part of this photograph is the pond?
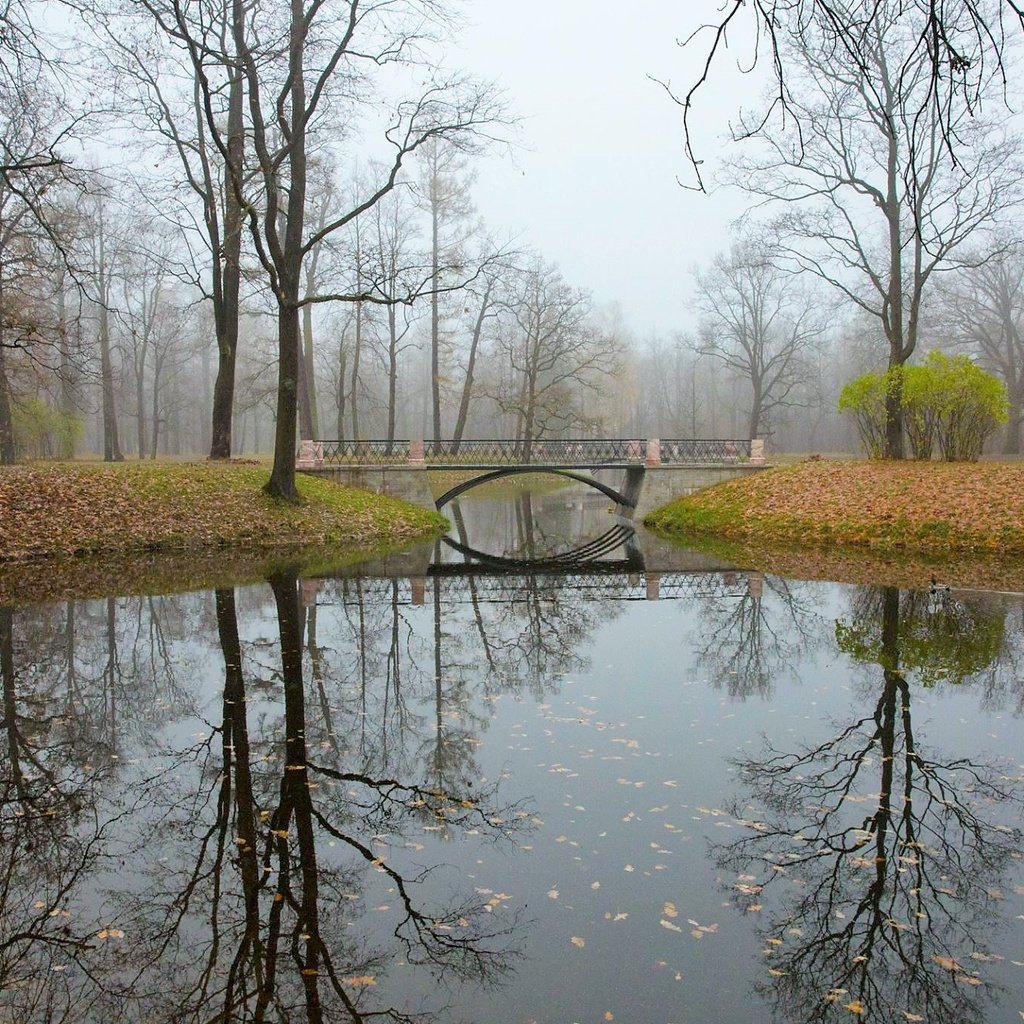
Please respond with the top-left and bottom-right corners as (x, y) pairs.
(2, 481), (1023, 1023)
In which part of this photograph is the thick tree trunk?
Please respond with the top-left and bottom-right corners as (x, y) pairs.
(301, 302), (319, 437)
(266, 300), (301, 500)
(884, 364), (905, 460)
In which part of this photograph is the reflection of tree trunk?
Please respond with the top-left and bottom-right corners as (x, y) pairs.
(433, 575), (444, 786)
(105, 597), (118, 750)
(214, 588), (264, 1009)
(452, 503), (494, 669)
(267, 570), (324, 1022)
(0, 607), (23, 796)
(306, 602), (337, 757)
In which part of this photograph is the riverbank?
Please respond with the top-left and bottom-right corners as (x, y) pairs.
(645, 459), (1024, 558)
(0, 462), (447, 564)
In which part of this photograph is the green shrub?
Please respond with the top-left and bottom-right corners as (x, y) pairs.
(839, 354), (1007, 461)
(12, 397), (82, 459)
(838, 370), (892, 459)
(924, 351), (1008, 462)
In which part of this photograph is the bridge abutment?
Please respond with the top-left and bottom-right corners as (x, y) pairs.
(303, 465), (436, 511)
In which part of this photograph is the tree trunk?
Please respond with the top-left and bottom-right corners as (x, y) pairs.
(884, 363), (905, 460)
(336, 339), (346, 441)
(452, 281), (492, 451)
(209, 5), (245, 460)
(1003, 388), (1022, 455)
(387, 304), (398, 445)
(430, 186), (442, 447)
(0, 345), (16, 465)
(98, 295), (123, 463)
(266, 300), (301, 500)
(350, 301), (362, 440)
(301, 302), (319, 437)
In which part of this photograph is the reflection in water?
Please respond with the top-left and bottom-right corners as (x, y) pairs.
(0, 498), (1023, 1024)
(718, 584), (1024, 1024)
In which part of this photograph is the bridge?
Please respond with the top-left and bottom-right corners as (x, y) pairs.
(305, 568), (764, 606)
(297, 437), (767, 519)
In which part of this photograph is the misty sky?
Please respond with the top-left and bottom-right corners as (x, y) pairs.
(454, 1), (754, 338)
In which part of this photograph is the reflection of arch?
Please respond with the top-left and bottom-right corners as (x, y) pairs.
(434, 467), (635, 510)
(440, 524), (644, 571)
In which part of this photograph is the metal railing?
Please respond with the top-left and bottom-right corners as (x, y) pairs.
(658, 438), (752, 464)
(311, 437), (755, 467)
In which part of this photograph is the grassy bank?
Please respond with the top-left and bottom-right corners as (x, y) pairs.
(645, 460), (1024, 557)
(0, 461), (446, 563)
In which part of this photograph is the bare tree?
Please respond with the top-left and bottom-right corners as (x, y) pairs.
(937, 243), (1024, 453)
(142, 0), (507, 498)
(693, 240), (827, 438)
(721, 4), (1020, 457)
(493, 258), (619, 453)
(665, 0), (1024, 193)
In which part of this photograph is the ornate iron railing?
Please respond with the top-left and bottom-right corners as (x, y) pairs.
(658, 439), (751, 464)
(313, 437), (754, 467)
(321, 440), (409, 465)
(422, 438), (645, 464)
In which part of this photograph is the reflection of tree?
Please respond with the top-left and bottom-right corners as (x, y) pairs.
(718, 586), (1023, 1024)
(693, 575), (820, 699)
(95, 571), (520, 1022)
(836, 586), (1007, 687)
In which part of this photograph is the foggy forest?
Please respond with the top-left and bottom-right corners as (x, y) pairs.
(4, 0), (1024, 486)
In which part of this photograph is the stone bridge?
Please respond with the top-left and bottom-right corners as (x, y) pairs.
(296, 437), (767, 520)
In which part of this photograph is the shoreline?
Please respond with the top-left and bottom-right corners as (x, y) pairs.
(644, 460), (1024, 564)
(0, 461), (446, 566)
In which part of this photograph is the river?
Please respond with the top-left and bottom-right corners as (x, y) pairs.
(1, 479), (1023, 1023)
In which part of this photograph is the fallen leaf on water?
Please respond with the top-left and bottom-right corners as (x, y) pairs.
(547, 889), (559, 900)
(661, 919), (682, 933)
(902, 1014), (924, 1022)
(663, 901), (678, 918)
(342, 976), (377, 987)
(844, 1001), (865, 1015)
(571, 936), (585, 948)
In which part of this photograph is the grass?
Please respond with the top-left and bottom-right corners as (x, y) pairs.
(0, 461), (447, 564)
(644, 459), (1024, 557)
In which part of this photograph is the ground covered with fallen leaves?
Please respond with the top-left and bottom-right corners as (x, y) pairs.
(645, 459), (1024, 557)
(0, 462), (446, 563)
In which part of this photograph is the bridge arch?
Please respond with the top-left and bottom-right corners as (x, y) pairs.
(433, 467), (636, 510)
(440, 525), (642, 571)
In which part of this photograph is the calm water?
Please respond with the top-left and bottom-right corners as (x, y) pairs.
(2, 484), (1024, 1023)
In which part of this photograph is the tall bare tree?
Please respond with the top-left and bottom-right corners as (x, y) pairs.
(723, 3), (1020, 456)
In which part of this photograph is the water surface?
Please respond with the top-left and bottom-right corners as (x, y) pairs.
(2, 483), (1023, 1023)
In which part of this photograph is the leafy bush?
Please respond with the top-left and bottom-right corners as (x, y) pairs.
(924, 351), (1008, 462)
(837, 370), (892, 459)
(839, 354), (1007, 461)
(901, 363), (937, 460)
(12, 397), (82, 459)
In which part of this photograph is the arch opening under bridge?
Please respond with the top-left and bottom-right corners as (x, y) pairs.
(433, 467), (636, 511)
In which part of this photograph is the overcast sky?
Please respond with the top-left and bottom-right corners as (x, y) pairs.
(453, 1), (754, 338)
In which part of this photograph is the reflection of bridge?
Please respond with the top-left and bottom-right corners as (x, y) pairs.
(439, 525), (643, 570)
(304, 570), (763, 605)
(297, 437), (768, 519)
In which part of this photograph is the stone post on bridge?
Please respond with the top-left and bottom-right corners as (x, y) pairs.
(646, 438), (661, 468)
(750, 438), (766, 466)
(407, 438), (426, 468)
(296, 439), (323, 470)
